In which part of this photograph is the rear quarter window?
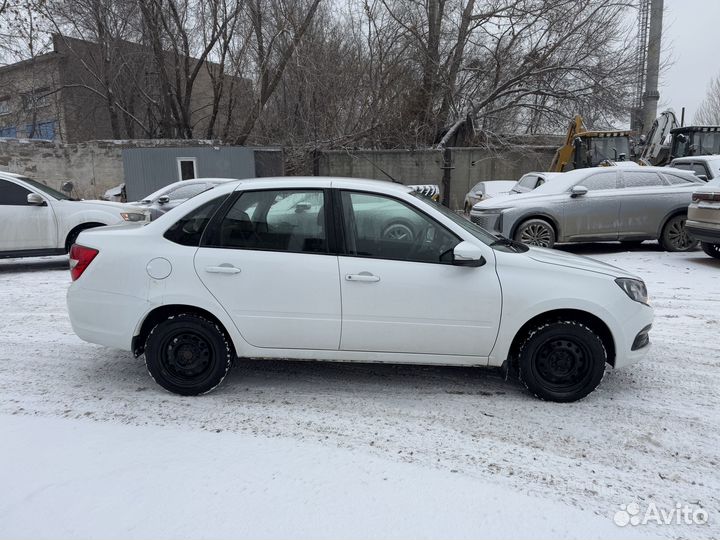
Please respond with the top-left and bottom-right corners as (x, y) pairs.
(163, 196), (225, 246)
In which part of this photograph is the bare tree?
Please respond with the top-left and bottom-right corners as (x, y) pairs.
(695, 72), (720, 125)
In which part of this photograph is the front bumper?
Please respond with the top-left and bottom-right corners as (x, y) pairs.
(612, 304), (654, 369)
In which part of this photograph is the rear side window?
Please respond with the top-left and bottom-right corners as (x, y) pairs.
(663, 172), (699, 185)
(204, 189), (328, 254)
(164, 196), (224, 246)
(623, 171), (664, 188)
(0, 179), (32, 205)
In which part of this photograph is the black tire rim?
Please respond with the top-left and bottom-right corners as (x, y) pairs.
(519, 223), (552, 247)
(666, 218), (694, 251)
(159, 329), (217, 388)
(531, 337), (594, 393)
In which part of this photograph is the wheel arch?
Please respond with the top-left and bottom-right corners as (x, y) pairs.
(510, 213), (561, 241)
(65, 222), (106, 252)
(655, 206), (689, 239)
(132, 304), (237, 358)
(507, 308), (616, 368)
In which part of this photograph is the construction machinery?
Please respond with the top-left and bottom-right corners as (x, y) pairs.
(638, 110), (720, 166)
(549, 115), (632, 172)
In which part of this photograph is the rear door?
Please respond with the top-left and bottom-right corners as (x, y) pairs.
(194, 187), (341, 350)
(0, 179), (57, 251)
(562, 171), (621, 241)
(618, 170), (678, 237)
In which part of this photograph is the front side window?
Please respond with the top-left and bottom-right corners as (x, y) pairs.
(622, 171), (664, 188)
(0, 179), (33, 205)
(341, 191), (459, 264)
(206, 189), (327, 254)
(578, 173), (618, 191)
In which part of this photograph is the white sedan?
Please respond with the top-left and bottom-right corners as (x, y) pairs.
(66, 177), (654, 402)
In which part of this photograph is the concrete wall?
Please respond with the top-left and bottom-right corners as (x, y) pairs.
(317, 146), (557, 210)
(0, 139), (282, 200)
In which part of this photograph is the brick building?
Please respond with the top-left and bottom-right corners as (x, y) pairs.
(0, 35), (247, 143)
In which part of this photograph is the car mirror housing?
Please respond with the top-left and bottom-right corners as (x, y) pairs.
(27, 193), (47, 206)
(571, 185), (588, 197)
(452, 241), (486, 267)
(157, 195), (171, 205)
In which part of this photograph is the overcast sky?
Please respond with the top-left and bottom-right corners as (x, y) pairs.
(659, 0), (719, 123)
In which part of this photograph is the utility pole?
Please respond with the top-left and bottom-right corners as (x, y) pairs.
(642, 0), (663, 134)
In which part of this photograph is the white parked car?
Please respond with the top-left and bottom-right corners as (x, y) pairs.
(67, 177), (654, 402)
(0, 172), (148, 258)
(128, 178), (237, 220)
(463, 180), (517, 212)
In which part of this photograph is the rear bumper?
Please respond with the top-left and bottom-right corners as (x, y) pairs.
(67, 285), (149, 350)
(686, 220), (720, 244)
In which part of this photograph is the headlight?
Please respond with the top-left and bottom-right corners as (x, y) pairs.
(615, 278), (649, 305)
(120, 212), (146, 222)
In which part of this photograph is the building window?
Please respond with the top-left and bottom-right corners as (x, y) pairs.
(177, 158), (197, 180)
(21, 88), (51, 110)
(0, 126), (17, 138)
(26, 121), (56, 140)
(0, 98), (10, 116)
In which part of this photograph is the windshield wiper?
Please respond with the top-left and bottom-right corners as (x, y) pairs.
(490, 236), (528, 252)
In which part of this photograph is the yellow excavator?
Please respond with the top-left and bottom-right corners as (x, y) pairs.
(550, 115), (633, 172)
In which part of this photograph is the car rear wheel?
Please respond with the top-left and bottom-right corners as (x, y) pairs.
(517, 320), (607, 402)
(701, 242), (720, 259)
(144, 313), (233, 396)
(659, 215), (698, 252)
(514, 219), (556, 248)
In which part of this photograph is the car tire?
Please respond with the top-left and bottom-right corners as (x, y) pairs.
(517, 320), (607, 402)
(514, 219), (556, 248)
(659, 215), (698, 252)
(701, 242), (720, 259)
(144, 313), (233, 396)
(65, 223), (104, 252)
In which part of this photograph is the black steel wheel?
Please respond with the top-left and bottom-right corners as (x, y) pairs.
(517, 320), (607, 402)
(701, 242), (720, 259)
(145, 313), (233, 395)
(659, 215), (698, 252)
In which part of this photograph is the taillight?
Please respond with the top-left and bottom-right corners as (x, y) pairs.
(693, 192), (720, 202)
(69, 244), (99, 281)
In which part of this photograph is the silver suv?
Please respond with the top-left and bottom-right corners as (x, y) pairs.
(686, 178), (720, 258)
(470, 166), (704, 251)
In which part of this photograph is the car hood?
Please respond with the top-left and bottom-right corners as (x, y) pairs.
(61, 199), (141, 212)
(524, 246), (638, 279)
(473, 191), (557, 210)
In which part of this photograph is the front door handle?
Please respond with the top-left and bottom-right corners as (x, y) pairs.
(345, 272), (380, 283)
(205, 264), (241, 275)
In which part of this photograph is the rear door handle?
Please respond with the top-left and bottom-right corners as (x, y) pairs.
(205, 264), (241, 275)
(345, 272), (380, 283)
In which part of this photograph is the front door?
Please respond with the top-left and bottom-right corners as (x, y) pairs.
(337, 190), (501, 358)
(0, 179), (56, 251)
(194, 188), (341, 350)
(562, 171), (621, 241)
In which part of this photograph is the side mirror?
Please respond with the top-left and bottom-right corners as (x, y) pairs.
(473, 190), (484, 196)
(157, 195), (170, 205)
(27, 193), (46, 206)
(570, 185), (588, 197)
(61, 181), (74, 193)
(452, 241), (486, 267)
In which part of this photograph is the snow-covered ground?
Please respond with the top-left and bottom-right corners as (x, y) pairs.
(1, 244), (718, 539)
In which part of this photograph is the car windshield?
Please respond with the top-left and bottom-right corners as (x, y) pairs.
(17, 176), (71, 200)
(411, 192), (498, 245)
(590, 136), (630, 164)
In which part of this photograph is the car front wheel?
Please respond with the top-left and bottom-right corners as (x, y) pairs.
(659, 215), (698, 252)
(514, 219), (556, 248)
(144, 313), (233, 396)
(701, 242), (720, 259)
(517, 320), (607, 402)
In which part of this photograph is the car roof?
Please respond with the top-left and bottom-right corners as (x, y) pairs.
(671, 156), (720, 165)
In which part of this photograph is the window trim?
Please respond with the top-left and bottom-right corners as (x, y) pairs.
(201, 187), (337, 256)
(176, 157), (197, 181)
(336, 189), (461, 265)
